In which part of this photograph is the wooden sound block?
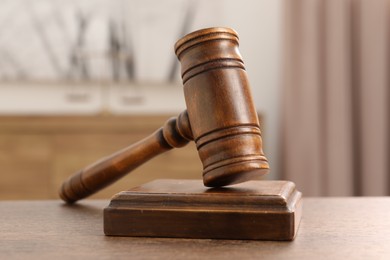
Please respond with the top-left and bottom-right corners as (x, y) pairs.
(104, 179), (302, 240)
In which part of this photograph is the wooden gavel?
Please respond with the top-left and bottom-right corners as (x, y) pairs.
(60, 27), (269, 203)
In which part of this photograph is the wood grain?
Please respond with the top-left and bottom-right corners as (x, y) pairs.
(176, 27), (269, 187)
(104, 179), (302, 240)
(1, 198), (390, 259)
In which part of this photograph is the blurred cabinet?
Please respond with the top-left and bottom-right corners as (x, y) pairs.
(0, 115), (201, 200)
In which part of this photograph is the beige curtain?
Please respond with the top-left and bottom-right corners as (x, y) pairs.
(282, 0), (390, 196)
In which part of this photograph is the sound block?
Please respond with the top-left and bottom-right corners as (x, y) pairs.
(104, 179), (302, 240)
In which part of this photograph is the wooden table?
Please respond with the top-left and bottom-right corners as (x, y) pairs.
(1, 198), (390, 259)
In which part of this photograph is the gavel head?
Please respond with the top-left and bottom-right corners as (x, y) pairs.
(175, 27), (269, 187)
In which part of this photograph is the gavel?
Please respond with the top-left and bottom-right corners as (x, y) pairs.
(60, 27), (269, 203)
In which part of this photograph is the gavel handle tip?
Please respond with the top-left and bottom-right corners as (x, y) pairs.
(59, 170), (87, 204)
(59, 183), (76, 204)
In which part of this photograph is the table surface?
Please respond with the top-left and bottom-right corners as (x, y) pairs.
(1, 198), (390, 259)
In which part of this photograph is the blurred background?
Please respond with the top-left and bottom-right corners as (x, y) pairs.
(0, 0), (388, 200)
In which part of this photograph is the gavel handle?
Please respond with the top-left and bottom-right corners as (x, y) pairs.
(59, 111), (193, 203)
